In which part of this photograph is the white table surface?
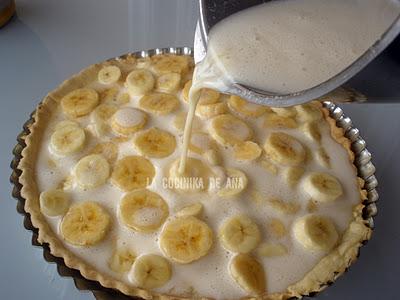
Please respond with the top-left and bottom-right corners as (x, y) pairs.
(1, 1), (400, 299)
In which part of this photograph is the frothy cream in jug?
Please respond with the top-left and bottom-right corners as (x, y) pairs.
(179, 0), (400, 173)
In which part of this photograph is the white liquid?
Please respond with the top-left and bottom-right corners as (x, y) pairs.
(180, 0), (400, 173)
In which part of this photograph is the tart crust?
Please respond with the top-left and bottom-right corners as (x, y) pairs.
(18, 54), (371, 300)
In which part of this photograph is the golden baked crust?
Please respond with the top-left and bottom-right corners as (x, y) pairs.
(18, 53), (371, 300)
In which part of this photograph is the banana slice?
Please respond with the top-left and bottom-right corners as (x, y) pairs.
(61, 88), (99, 118)
(89, 142), (119, 164)
(195, 102), (228, 120)
(233, 141), (262, 162)
(295, 103), (323, 122)
(109, 248), (136, 273)
(60, 201), (111, 246)
(74, 154), (110, 189)
(197, 88), (221, 105)
(119, 189), (169, 233)
(111, 156), (155, 192)
(101, 88), (130, 105)
(283, 166), (305, 188)
(260, 159), (279, 175)
(39, 189), (70, 217)
(264, 132), (306, 166)
(176, 202), (203, 218)
(134, 127), (176, 158)
(50, 126), (86, 156)
(218, 168), (248, 197)
(293, 214), (339, 251)
(90, 103), (118, 136)
(98, 65), (122, 85)
(189, 132), (215, 155)
(267, 197), (301, 215)
(203, 149), (221, 166)
(229, 254), (266, 295)
(136, 57), (151, 69)
(168, 158), (211, 193)
(129, 254), (171, 289)
(257, 243), (288, 257)
(219, 215), (260, 253)
(210, 114), (253, 147)
(271, 107), (296, 118)
(315, 147), (331, 168)
(301, 122), (321, 142)
(54, 120), (80, 131)
(173, 111), (202, 132)
(125, 69), (155, 95)
(303, 172), (343, 202)
(139, 92), (179, 115)
(151, 54), (191, 75)
(228, 95), (268, 118)
(263, 113), (298, 129)
(156, 72), (181, 92)
(268, 218), (287, 239)
(159, 216), (213, 264)
(181, 79), (192, 102)
(111, 107), (147, 136)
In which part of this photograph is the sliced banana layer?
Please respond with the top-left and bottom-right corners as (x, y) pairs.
(54, 120), (80, 131)
(189, 132), (215, 155)
(139, 92), (179, 115)
(303, 172), (343, 202)
(159, 216), (213, 264)
(61, 88), (99, 118)
(39, 189), (70, 217)
(129, 254), (172, 289)
(74, 154), (110, 189)
(173, 111), (201, 132)
(271, 107), (296, 118)
(125, 69), (155, 95)
(111, 107), (147, 136)
(50, 125), (86, 156)
(109, 248), (136, 273)
(156, 72), (181, 92)
(295, 103), (323, 122)
(267, 197), (301, 215)
(228, 95), (268, 118)
(176, 202), (203, 218)
(229, 254), (266, 295)
(218, 168), (248, 197)
(219, 215), (260, 253)
(60, 201), (111, 247)
(195, 102), (228, 120)
(98, 65), (121, 85)
(283, 166), (305, 188)
(168, 158), (211, 193)
(268, 218), (287, 239)
(90, 103), (118, 136)
(264, 132), (306, 166)
(264, 113), (298, 129)
(293, 214), (339, 252)
(134, 127), (176, 158)
(258, 243), (288, 257)
(151, 54), (191, 76)
(233, 141), (262, 162)
(119, 189), (169, 233)
(210, 114), (253, 147)
(111, 156), (155, 192)
(89, 142), (119, 164)
(301, 122), (321, 142)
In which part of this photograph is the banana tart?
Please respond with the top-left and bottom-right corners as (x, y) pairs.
(19, 53), (371, 299)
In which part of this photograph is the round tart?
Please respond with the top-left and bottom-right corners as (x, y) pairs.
(18, 52), (371, 299)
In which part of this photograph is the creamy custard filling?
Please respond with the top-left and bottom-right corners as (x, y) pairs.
(34, 55), (363, 299)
